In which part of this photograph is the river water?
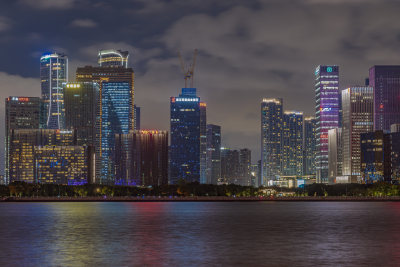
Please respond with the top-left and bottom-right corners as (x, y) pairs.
(0, 202), (399, 266)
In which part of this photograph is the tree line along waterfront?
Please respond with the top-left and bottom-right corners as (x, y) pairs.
(2, 181), (400, 199)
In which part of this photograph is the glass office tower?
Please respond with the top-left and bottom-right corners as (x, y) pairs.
(341, 87), (374, 182)
(170, 88), (201, 184)
(261, 98), (283, 185)
(303, 117), (317, 177)
(99, 82), (132, 184)
(200, 102), (207, 184)
(315, 65), (340, 183)
(40, 52), (68, 129)
(206, 124), (221, 185)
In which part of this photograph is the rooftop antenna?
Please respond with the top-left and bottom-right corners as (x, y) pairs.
(178, 49), (198, 88)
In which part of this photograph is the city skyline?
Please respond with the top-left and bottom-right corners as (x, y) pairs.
(2, 1), (400, 170)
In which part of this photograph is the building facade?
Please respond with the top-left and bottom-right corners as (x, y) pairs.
(64, 82), (99, 146)
(315, 65), (340, 183)
(206, 124), (221, 185)
(261, 98), (283, 185)
(8, 129), (76, 183)
(134, 105), (141, 130)
(341, 87), (374, 182)
(328, 128), (343, 182)
(4, 96), (40, 184)
(170, 88), (201, 184)
(303, 117), (317, 177)
(369, 66), (400, 132)
(115, 130), (168, 186)
(282, 111), (303, 177)
(40, 52), (68, 129)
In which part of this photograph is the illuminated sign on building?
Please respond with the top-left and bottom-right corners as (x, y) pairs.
(175, 97), (199, 102)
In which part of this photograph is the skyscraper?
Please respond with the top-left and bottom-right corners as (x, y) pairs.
(200, 102), (207, 184)
(40, 52), (68, 129)
(98, 49), (129, 68)
(328, 128), (343, 182)
(220, 147), (240, 184)
(99, 82), (132, 184)
(170, 88), (201, 184)
(282, 111), (303, 177)
(64, 82), (99, 146)
(261, 98), (283, 185)
(341, 87), (374, 182)
(206, 124), (221, 184)
(239, 148), (252, 186)
(4, 97), (40, 184)
(315, 65), (340, 183)
(115, 130), (168, 186)
(369, 66), (400, 131)
(303, 117), (317, 177)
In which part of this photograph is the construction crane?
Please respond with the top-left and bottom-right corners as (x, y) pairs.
(178, 49), (198, 88)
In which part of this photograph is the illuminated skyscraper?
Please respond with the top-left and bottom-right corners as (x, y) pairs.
(315, 65), (340, 183)
(220, 147), (240, 184)
(206, 124), (221, 184)
(115, 130), (168, 186)
(40, 52), (68, 129)
(369, 66), (400, 131)
(261, 98), (283, 185)
(98, 49), (129, 68)
(303, 117), (317, 177)
(200, 102), (207, 184)
(170, 88), (201, 184)
(99, 82), (131, 184)
(342, 87), (374, 182)
(64, 82), (99, 146)
(282, 111), (303, 177)
(4, 97), (40, 184)
(239, 148), (252, 186)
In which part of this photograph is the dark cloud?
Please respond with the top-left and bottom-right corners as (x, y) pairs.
(0, 0), (400, 170)
(70, 18), (97, 28)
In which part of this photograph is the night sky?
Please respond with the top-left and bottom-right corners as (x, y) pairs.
(1, 0), (400, 170)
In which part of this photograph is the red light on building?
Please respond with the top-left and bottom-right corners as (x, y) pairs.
(200, 102), (207, 107)
(18, 97), (29, 102)
(380, 104), (384, 109)
(171, 97), (175, 103)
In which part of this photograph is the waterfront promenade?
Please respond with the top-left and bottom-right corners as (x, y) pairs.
(2, 196), (400, 202)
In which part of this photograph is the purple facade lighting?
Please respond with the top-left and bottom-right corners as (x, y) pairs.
(315, 65), (340, 183)
(369, 66), (400, 132)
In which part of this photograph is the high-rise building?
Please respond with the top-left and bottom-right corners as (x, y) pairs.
(76, 56), (134, 184)
(115, 130), (168, 186)
(99, 82), (132, 184)
(328, 128), (343, 182)
(76, 65), (134, 129)
(369, 66), (400, 131)
(206, 124), (221, 185)
(239, 148), (252, 186)
(40, 52), (68, 129)
(64, 82), (99, 146)
(170, 88), (201, 184)
(220, 147), (240, 185)
(200, 102), (207, 184)
(303, 117), (317, 177)
(282, 111), (303, 177)
(134, 105), (141, 130)
(341, 87), (374, 182)
(315, 65), (340, 183)
(34, 145), (94, 185)
(361, 131), (392, 183)
(9, 129), (76, 183)
(4, 97), (40, 184)
(98, 49), (129, 68)
(261, 98), (283, 185)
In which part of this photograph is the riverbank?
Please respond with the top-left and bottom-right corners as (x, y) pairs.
(2, 196), (400, 202)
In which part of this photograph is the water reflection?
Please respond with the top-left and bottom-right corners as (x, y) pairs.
(1, 202), (400, 266)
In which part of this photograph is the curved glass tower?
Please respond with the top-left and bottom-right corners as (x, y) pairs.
(98, 49), (129, 68)
(40, 52), (68, 129)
